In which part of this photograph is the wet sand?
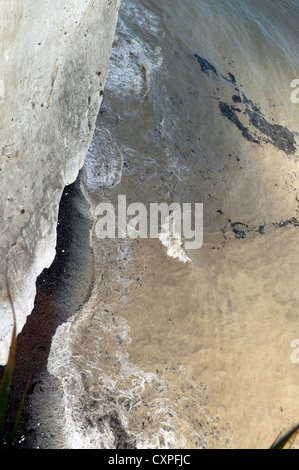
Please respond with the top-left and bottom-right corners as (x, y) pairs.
(114, 231), (299, 449)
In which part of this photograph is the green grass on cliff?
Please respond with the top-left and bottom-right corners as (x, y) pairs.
(270, 424), (299, 449)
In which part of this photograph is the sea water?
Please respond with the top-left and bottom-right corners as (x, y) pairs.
(45, 0), (299, 449)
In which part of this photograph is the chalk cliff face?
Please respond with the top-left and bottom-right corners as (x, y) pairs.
(0, 0), (121, 364)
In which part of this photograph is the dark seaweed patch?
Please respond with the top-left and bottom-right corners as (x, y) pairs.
(225, 72), (237, 84)
(232, 228), (246, 238)
(273, 217), (299, 228)
(242, 95), (297, 155)
(194, 54), (218, 75)
(230, 221), (248, 239)
(218, 102), (259, 144)
(195, 55), (298, 156)
(232, 95), (242, 103)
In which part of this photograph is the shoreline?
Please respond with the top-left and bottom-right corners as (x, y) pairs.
(1, 174), (95, 448)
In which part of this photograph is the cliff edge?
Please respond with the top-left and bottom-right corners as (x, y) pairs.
(0, 0), (121, 364)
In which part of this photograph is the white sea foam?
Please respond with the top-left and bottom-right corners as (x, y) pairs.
(48, 290), (189, 449)
(123, 0), (162, 36)
(82, 126), (123, 189)
(106, 1), (163, 98)
(158, 212), (191, 263)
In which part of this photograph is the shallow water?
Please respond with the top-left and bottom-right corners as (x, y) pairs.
(44, 0), (299, 448)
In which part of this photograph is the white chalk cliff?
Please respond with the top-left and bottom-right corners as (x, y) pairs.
(0, 0), (121, 364)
